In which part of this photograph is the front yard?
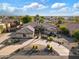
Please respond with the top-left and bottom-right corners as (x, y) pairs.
(15, 44), (59, 56)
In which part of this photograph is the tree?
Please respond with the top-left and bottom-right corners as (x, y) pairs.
(9, 16), (15, 19)
(59, 26), (69, 35)
(21, 15), (32, 23)
(39, 16), (45, 24)
(58, 20), (62, 24)
(35, 25), (45, 36)
(34, 14), (40, 22)
(35, 15), (45, 24)
(72, 30), (79, 42)
(57, 17), (65, 24)
(72, 16), (79, 23)
(0, 16), (3, 19)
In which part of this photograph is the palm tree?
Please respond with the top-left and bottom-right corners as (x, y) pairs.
(35, 15), (45, 25)
(35, 15), (45, 38)
(39, 16), (45, 24)
(35, 14), (40, 23)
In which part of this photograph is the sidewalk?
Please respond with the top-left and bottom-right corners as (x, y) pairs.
(0, 39), (35, 56)
(0, 33), (11, 43)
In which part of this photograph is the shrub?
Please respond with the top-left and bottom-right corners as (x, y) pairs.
(72, 30), (79, 42)
(46, 45), (53, 52)
(32, 45), (35, 49)
(32, 45), (38, 52)
(47, 36), (53, 41)
(50, 47), (53, 52)
(47, 44), (50, 49)
(59, 26), (69, 35)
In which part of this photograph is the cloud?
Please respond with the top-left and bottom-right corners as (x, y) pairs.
(39, 0), (49, 4)
(23, 2), (47, 9)
(0, 3), (14, 12)
(50, 3), (76, 16)
(50, 6), (72, 16)
(0, 2), (47, 16)
(73, 3), (79, 10)
(0, 3), (27, 16)
(72, 11), (79, 16)
(59, 7), (71, 13)
(0, 2), (79, 16)
(51, 3), (66, 9)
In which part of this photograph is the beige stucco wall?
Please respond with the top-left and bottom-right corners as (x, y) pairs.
(12, 33), (34, 39)
(0, 23), (6, 33)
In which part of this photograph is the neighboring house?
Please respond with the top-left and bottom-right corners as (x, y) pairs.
(2, 16), (19, 25)
(11, 25), (35, 39)
(45, 16), (59, 23)
(64, 23), (79, 35)
(42, 23), (57, 35)
(1, 16), (20, 32)
(23, 22), (37, 28)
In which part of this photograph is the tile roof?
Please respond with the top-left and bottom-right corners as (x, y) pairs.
(27, 25), (35, 32)
(16, 25), (35, 34)
(66, 23), (79, 32)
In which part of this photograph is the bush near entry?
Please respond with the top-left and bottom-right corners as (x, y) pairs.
(47, 36), (53, 41)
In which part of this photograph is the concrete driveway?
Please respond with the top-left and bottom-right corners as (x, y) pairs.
(32, 39), (70, 56)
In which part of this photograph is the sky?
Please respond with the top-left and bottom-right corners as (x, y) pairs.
(0, 0), (79, 16)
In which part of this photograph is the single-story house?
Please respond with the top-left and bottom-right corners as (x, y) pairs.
(0, 16), (21, 32)
(11, 25), (35, 39)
